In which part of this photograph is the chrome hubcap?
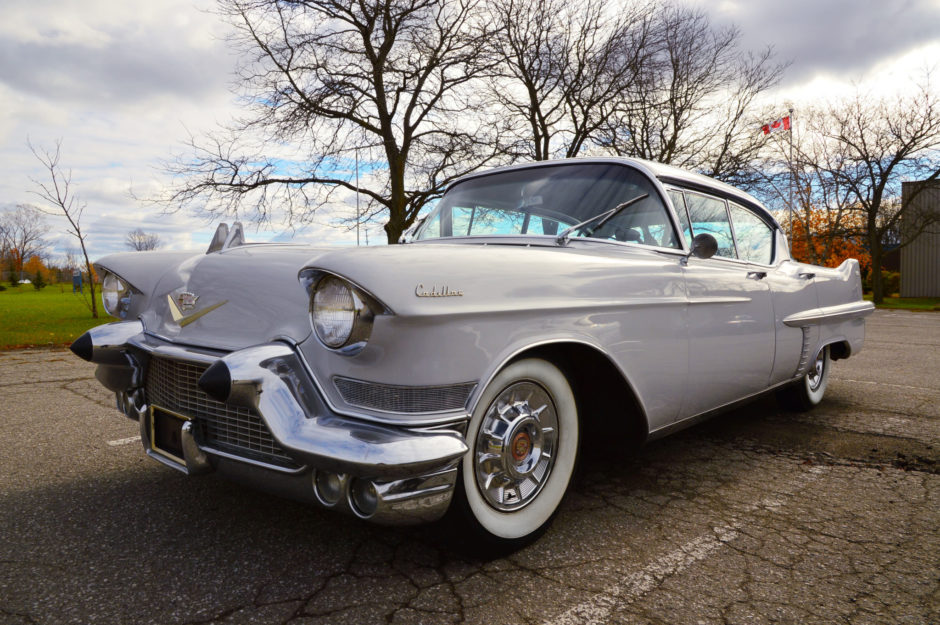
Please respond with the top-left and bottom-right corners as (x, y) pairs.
(474, 381), (558, 511)
(807, 349), (826, 391)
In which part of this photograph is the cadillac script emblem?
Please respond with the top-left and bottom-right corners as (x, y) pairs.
(415, 284), (464, 298)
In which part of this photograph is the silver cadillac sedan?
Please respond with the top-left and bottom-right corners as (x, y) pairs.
(72, 158), (873, 547)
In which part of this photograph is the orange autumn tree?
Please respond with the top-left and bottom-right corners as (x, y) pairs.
(790, 209), (871, 272)
(23, 255), (56, 286)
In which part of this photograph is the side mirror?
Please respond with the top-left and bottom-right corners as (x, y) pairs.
(690, 233), (718, 259)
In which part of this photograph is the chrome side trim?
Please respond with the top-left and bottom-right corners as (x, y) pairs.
(783, 301), (875, 327)
(648, 376), (799, 441)
(687, 296), (752, 305)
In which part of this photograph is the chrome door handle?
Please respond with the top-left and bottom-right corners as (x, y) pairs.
(747, 271), (767, 280)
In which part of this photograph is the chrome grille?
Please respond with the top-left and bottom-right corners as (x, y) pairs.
(334, 376), (475, 413)
(146, 356), (300, 469)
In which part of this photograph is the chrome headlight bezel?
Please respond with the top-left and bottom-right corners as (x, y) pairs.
(303, 271), (389, 355)
(101, 271), (135, 319)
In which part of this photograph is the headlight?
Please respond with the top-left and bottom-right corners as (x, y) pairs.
(101, 272), (133, 318)
(310, 276), (375, 351)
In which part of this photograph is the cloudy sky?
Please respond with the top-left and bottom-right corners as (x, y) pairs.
(1, 0), (939, 262)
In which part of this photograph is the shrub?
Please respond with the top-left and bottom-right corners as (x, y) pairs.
(882, 271), (900, 296)
(32, 270), (47, 290)
(863, 269), (901, 296)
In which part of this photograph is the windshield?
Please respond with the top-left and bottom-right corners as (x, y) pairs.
(415, 162), (680, 249)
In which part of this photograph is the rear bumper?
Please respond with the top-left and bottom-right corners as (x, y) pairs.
(73, 321), (468, 524)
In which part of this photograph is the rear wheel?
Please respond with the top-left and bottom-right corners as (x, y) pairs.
(456, 358), (579, 549)
(778, 345), (831, 411)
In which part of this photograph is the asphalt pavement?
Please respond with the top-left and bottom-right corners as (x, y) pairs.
(0, 309), (937, 625)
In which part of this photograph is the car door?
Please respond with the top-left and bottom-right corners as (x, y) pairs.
(673, 190), (776, 419)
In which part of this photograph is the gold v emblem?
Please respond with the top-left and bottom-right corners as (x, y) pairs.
(167, 294), (228, 327)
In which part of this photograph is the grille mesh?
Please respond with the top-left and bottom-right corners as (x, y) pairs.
(146, 356), (299, 469)
(334, 376), (475, 413)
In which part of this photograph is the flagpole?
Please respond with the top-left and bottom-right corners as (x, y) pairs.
(355, 148), (361, 247)
(788, 107), (794, 255)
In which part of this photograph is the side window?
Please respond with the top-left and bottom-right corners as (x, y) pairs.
(590, 192), (682, 249)
(728, 202), (774, 264)
(684, 192), (738, 259)
(667, 190), (692, 245)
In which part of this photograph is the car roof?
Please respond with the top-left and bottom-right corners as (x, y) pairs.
(448, 156), (777, 228)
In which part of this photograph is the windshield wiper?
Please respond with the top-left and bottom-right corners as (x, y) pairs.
(554, 194), (649, 247)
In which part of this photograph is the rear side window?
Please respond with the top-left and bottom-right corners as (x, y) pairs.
(728, 202), (774, 264)
(683, 192), (737, 258)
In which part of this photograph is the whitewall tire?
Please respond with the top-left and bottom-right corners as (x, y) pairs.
(458, 358), (579, 544)
(778, 345), (831, 411)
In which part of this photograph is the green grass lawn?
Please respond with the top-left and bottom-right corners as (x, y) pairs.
(864, 294), (940, 311)
(0, 283), (112, 349)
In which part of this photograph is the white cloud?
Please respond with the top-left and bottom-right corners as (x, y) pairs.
(0, 0), (375, 263)
(692, 0), (940, 88)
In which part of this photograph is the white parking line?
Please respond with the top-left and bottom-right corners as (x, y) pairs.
(832, 377), (938, 392)
(107, 436), (141, 447)
(544, 467), (826, 625)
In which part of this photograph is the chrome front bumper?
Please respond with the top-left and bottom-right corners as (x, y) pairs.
(73, 321), (468, 525)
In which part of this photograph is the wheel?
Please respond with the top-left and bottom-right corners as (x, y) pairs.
(777, 345), (831, 411)
(455, 358), (579, 548)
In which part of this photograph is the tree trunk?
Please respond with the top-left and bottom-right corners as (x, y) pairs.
(80, 237), (98, 318)
(383, 189), (408, 244)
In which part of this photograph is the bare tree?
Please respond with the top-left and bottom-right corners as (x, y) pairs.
(485, 0), (651, 160)
(0, 204), (48, 281)
(125, 228), (161, 251)
(599, 3), (786, 187)
(800, 80), (940, 303)
(753, 115), (862, 266)
(165, 0), (503, 243)
(28, 140), (99, 318)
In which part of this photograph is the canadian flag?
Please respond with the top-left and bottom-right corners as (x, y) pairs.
(762, 116), (791, 134)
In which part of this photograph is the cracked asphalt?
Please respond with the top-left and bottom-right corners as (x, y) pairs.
(1, 309), (937, 625)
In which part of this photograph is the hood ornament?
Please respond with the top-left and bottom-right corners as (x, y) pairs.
(177, 292), (199, 311)
(167, 293), (228, 327)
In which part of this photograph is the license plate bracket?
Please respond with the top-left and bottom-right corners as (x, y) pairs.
(150, 406), (189, 465)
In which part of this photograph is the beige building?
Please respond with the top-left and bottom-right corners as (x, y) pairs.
(900, 180), (940, 297)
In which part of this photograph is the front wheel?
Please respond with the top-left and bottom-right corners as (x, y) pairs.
(778, 345), (831, 411)
(455, 358), (579, 549)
